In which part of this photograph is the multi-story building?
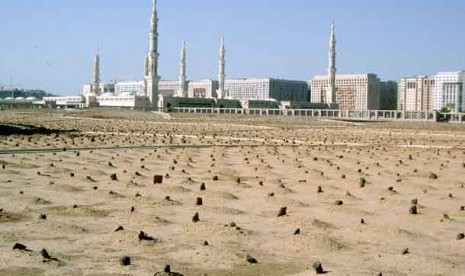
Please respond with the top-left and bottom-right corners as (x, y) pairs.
(158, 80), (180, 98)
(434, 71), (465, 112)
(379, 81), (398, 110)
(115, 81), (144, 95)
(82, 83), (115, 95)
(398, 76), (435, 111)
(225, 78), (309, 102)
(188, 80), (218, 99)
(310, 74), (380, 110)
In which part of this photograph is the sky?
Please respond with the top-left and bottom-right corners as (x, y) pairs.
(0, 0), (464, 95)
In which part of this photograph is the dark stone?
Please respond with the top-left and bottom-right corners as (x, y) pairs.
(312, 262), (324, 274)
(120, 256), (131, 266)
(203, 240), (209, 246)
(361, 218), (366, 224)
(13, 243), (28, 251)
(110, 173), (118, 181)
(154, 175), (163, 184)
(196, 197), (203, 206)
(164, 265), (171, 273)
(39, 214), (47, 220)
(199, 183), (206, 191)
(317, 186), (323, 193)
(277, 207), (287, 217)
(138, 231), (155, 241)
(229, 222), (237, 227)
(192, 212), (200, 223)
(457, 233), (465, 240)
(40, 249), (51, 260)
(130, 206), (135, 212)
(335, 200), (344, 206)
(359, 178), (366, 187)
(429, 172), (438, 180)
(245, 254), (258, 264)
(409, 205), (418, 215)
(402, 248), (409, 255)
(212, 175), (219, 181)
(411, 198), (418, 205)
(114, 225), (124, 232)
(294, 228), (301, 235)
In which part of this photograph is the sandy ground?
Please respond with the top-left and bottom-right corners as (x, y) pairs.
(0, 109), (464, 276)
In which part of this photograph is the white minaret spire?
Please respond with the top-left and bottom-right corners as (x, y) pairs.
(143, 0), (160, 109)
(178, 40), (188, 97)
(92, 47), (100, 95)
(217, 35), (228, 99)
(327, 21), (337, 104)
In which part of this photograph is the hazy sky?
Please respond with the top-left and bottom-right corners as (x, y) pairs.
(1, 0), (464, 95)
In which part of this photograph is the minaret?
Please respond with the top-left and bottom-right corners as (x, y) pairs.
(217, 36), (227, 99)
(178, 40), (188, 97)
(92, 47), (100, 95)
(327, 21), (337, 104)
(143, 0), (160, 109)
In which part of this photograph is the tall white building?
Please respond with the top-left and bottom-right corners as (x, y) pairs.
(188, 80), (218, 99)
(217, 36), (229, 99)
(115, 81), (144, 95)
(225, 78), (308, 102)
(434, 71), (465, 112)
(327, 22), (337, 104)
(310, 74), (380, 110)
(143, 0), (160, 109)
(176, 41), (188, 97)
(398, 76), (435, 111)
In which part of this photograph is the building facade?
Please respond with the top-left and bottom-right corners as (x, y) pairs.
(434, 71), (465, 112)
(398, 76), (434, 111)
(379, 81), (398, 110)
(188, 80), (218, 99)
(115, 81), (144, 95)
(225, 78), (308, 102)
(310, 74), (380, 110)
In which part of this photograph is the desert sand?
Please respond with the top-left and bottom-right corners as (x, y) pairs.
(0, 108), (464, 276)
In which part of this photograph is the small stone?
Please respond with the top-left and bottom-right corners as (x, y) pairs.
(402, 248), (409, 255)
(130, 206), (135, 212)
(196, 197), (203, 206)
(277, 207), (287, 217)
(429, 172), (438, 180)
(245, 254), (258, 264)
(457, 233), (465, 240)
(153, 175), (163, 184)
(317, 186), (323, 193)
(192, 212), (200, 223)
(460, 206), (465, 211)
(361, 218), (366, 224)
(114, 225), (124, 232)
(359, 178), (366, 187)
(335, 200), (343, 206)
(229, 222), (237, 227)
(40, 249), (51, 260)
(110, 173), (118, 181)
(203, 240), (209, 246)
(138, 231), (155, 241)
(411, 198), (418, 205)
(39, 214), (47, 220)
(199, 183), (206, 191)
(212, 175), (219, 181)
(409, 205), (418, 215)
(294, 228), (301, 235)
(268, 192), (275, 197)
(120, 256), (131, 266)
(443, 214), (450, 220)
(312, 262), (324, 274)
(13, 243), (28, 251)
(164, 265), (171, 273)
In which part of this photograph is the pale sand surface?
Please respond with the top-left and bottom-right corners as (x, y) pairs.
(0, 109), (465, 276)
